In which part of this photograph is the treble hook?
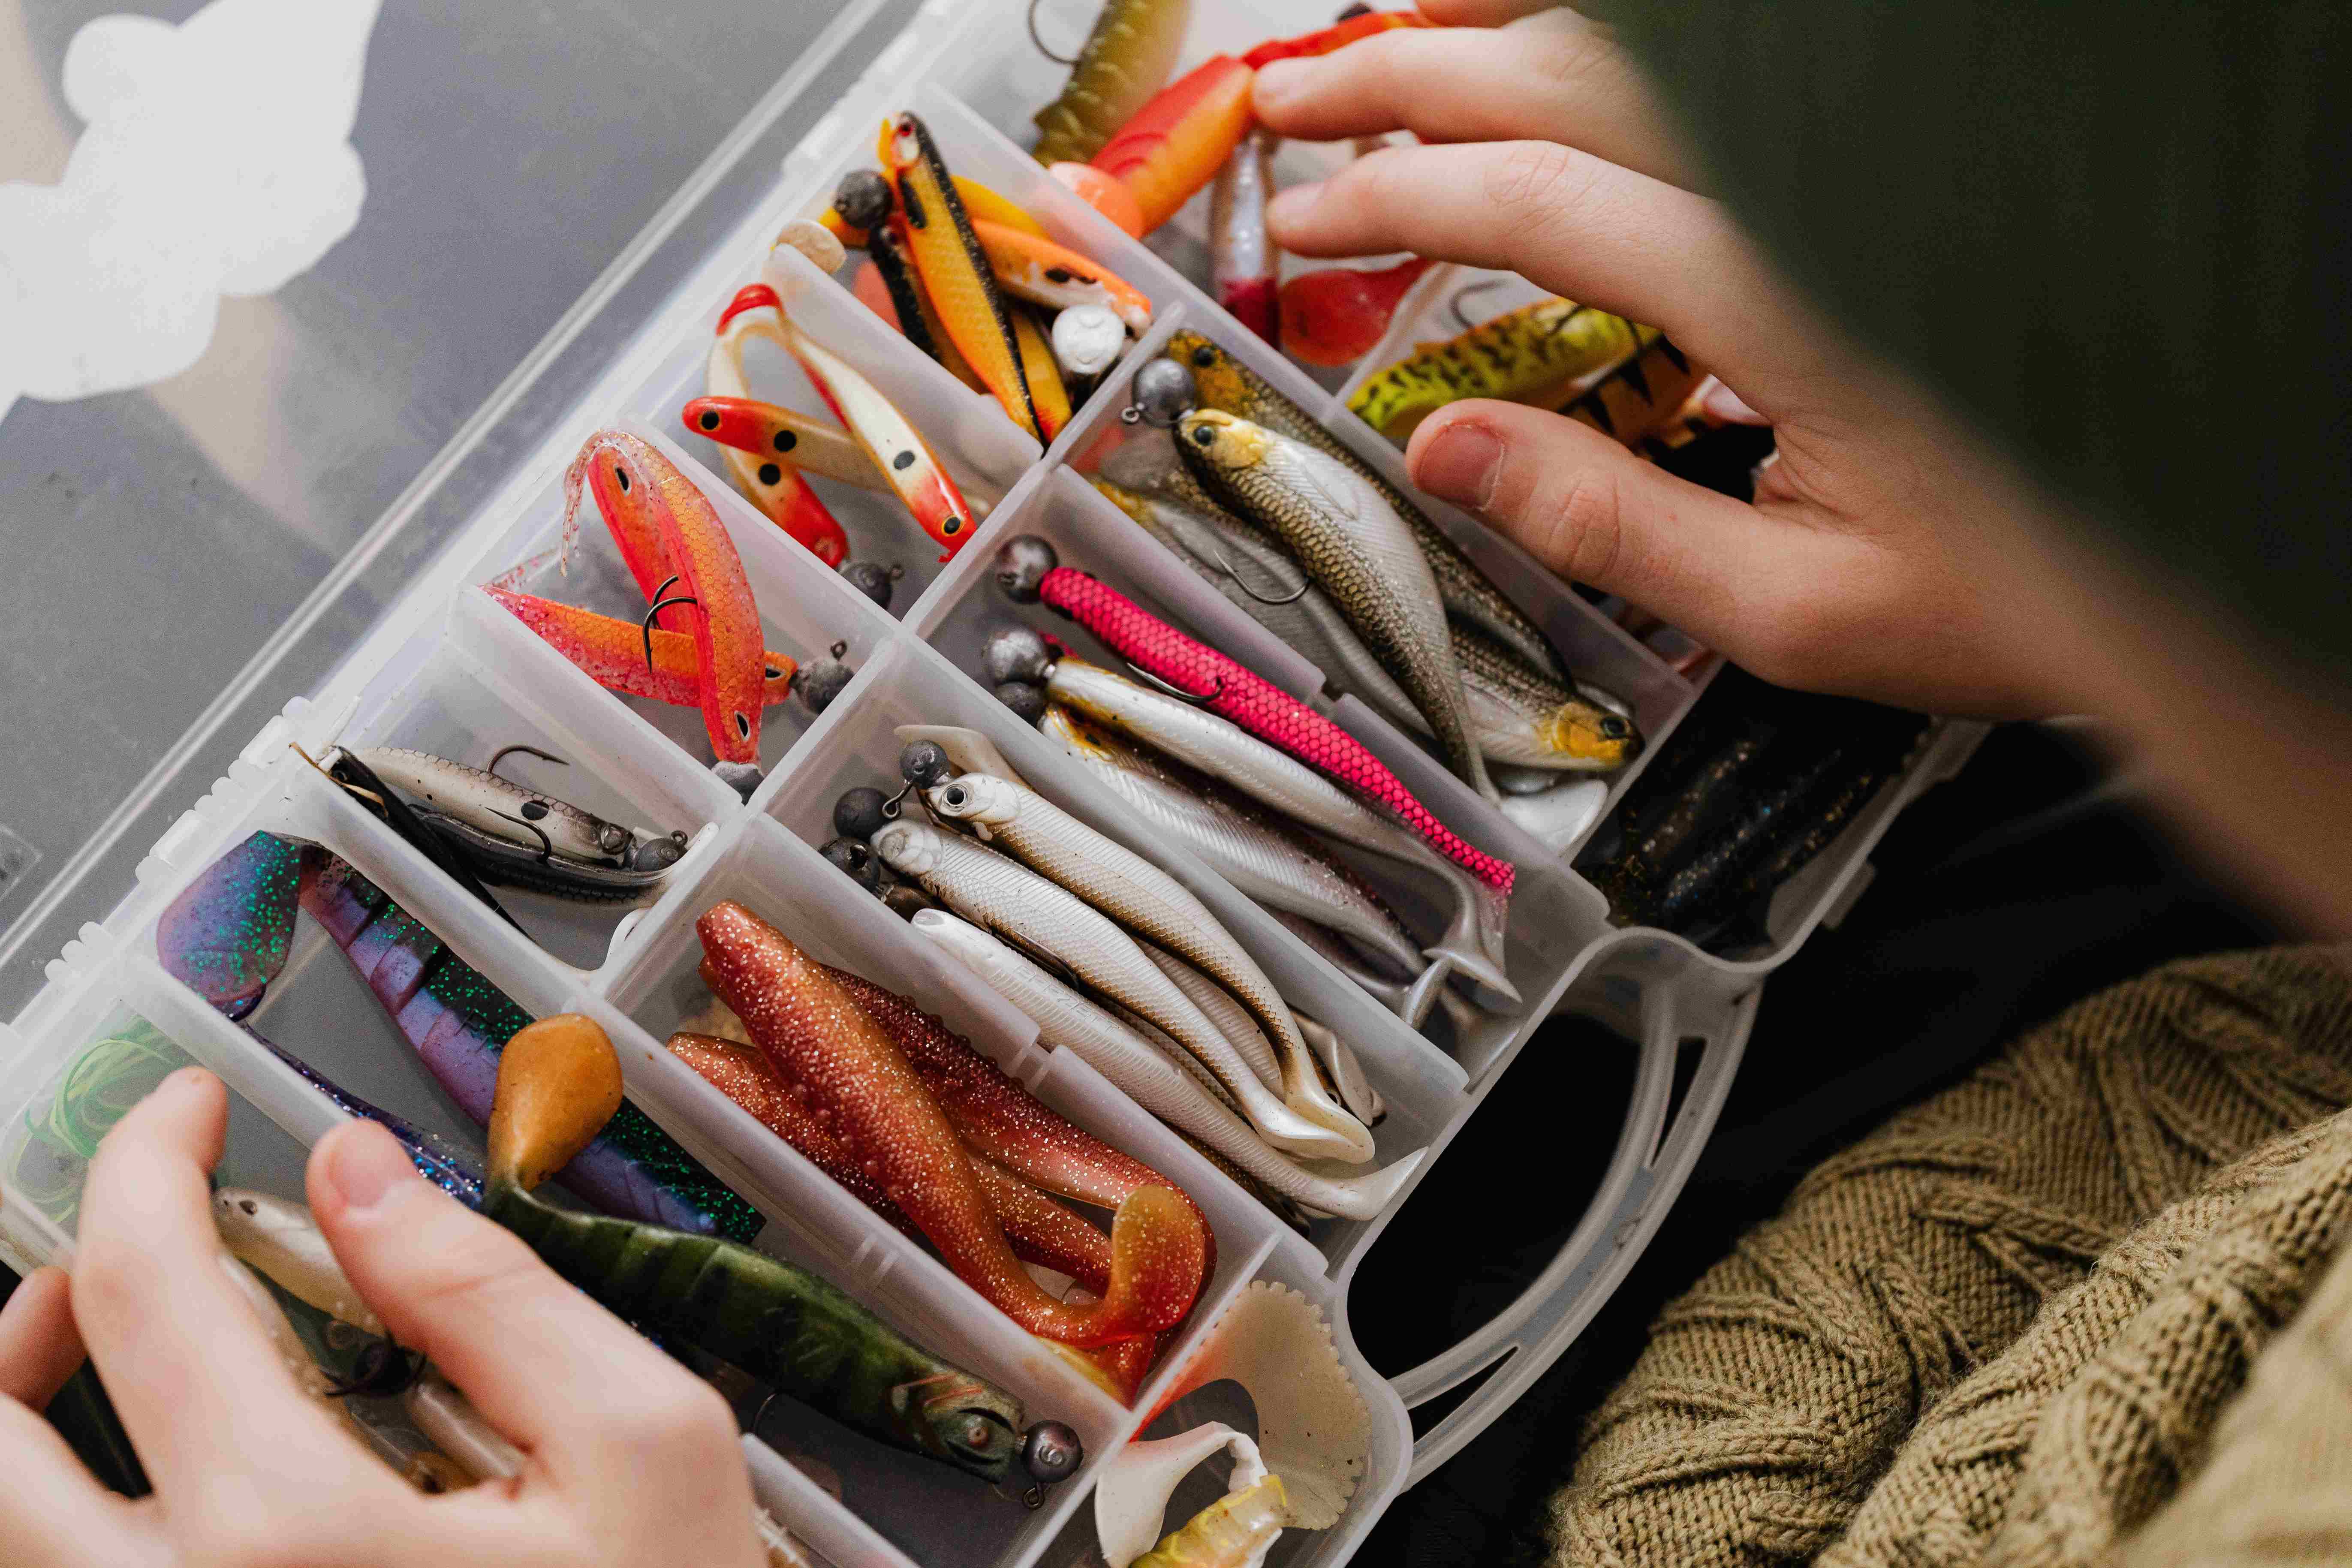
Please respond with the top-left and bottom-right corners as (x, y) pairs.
(641, 573), (703, 671)
(1124, 659), (1223, 706)
(1210, 545), (1310, 605)
(1025, 0), (1081, 65)
(488, 808), (557, 864)
(1448, 276), (1514, 332)
(488, 743), (567, 782)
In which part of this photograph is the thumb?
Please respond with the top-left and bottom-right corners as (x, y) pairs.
(1405, 399), (1847, 662)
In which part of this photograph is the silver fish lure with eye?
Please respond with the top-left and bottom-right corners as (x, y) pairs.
(911, 910), (1421, 1222)
(922, 770), (1366, 1149)
(1039, 704), (1452, 1010)
(1038, 661), (1519, 1006)
(1092, 479), (1641, 775)
(349, 747), (689, 901)
(868, 816), (1371, 1164)
(1176, 409), (1496, 802)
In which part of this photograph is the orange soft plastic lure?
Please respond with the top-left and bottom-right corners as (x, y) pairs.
(562, 430), (765, 768)
(1240, 9), (1431, 68)
(697, 902), (1205, 1350)
(486, 587), (795, 709)
(707, 298), (852, 565)
(882, 114), (1041, 439)
(1090, 56), (1256, 236)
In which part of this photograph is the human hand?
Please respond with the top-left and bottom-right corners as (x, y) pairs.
(1253, 0), (2084, 718)
(0, 1068), (765, 1568)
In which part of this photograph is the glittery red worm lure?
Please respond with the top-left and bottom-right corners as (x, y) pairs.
(999, 539), (1515, 894)
(696, 902), (1205, 1348)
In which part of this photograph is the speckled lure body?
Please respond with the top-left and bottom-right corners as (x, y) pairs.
(1167, 331), (1567, 683)
(1346, 298), (1650, 441)
(487, 587), (797, 711)
(299, 855), (756, 1238)
(488, 1180), (1030, 1480)
(696, 901), (1206, 1348)
(562, 429), (767, 767)
(1031, 0), (1192, 166)
(1035, 565), (1515, 890)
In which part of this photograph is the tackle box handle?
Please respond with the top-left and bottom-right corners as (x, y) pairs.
(1385, 979), (1761, 1487)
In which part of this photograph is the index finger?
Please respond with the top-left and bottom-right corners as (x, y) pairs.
(69, 1069), (391, 1502)
(1254, 13), (1699, 189)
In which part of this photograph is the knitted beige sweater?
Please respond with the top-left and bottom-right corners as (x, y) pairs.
(1544, 948), (2352, 1568)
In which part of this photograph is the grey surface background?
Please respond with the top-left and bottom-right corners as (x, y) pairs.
(0, 0), (919, 1010)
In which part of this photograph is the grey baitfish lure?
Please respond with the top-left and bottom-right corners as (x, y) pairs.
(350, 746), (688, 901)
(912, 909), (1422, 1222)
(1092, 477), (1641, 776)
(1175, 410), (1496, 802)
(1039, 660), (1519, 1006)
(867, 817), (1373, 1163)
(922, 770), (1367, 1150)
(1037, 704), (1476, 1022)
(1165, 329), (1569, 683)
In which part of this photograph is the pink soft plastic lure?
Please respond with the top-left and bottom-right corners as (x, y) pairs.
(1001, 542), (1513, 894)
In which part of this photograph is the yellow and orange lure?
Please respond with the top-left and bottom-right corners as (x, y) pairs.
(1348, 297), (1651, 442)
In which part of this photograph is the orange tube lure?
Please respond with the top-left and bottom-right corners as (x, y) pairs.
(696, 903), (1205, 1348)
(561, 430), (766, 767)
(486, 587), (796, 710)
(1090, 56), (1256, 236)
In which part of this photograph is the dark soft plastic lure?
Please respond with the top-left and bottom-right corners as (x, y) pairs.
(154, 830), (305, 1020)
(298, 855), (759, 1240)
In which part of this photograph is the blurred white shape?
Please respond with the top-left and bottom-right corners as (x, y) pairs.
(0, 0), (381, 424)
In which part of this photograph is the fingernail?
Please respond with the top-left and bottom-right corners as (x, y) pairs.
(1253, 58), (1310, 110)
(1416, 422), (1506, 511)
(322, 1123), (415, 1213)
(1266, 182), (1322, 233)
(1700, 377), (1764, 424)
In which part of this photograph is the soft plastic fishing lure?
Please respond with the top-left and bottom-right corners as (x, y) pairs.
(1277, 258), (1433, 367)
(1238, 9), (1430, 67)
(725, 281), (980, 560)
(997, 537), (1515, 894)
(679, 395), (878, 495)
(1031, 0), (1193, 166)
(883, 114), (1041, 438)
(481, 1013), (1080, 1488)
(153, 828), (303, 1020)
(1210, 131), (1279, 342)
(299, 854), (759, 1240)
(697, 901), (1205, 1348)
(485, 586), (797, 710)
(562, 429), (768, 777)
(704, 298), (853, 564)
(971, 218), (1153, 335)
(1347, 297), (1651, 441)
(1091, 56), (1256, 235)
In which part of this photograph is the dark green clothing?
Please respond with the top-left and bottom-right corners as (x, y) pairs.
(1595, 2), (2352, 686)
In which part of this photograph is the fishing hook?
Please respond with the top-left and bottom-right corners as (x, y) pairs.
(1124, 660), (1223, 706)
(641, 587), (703, 672)
(1209, 545), (1310, 605)
(488, 809), (557, 864)
(291, 744), (387, 811)
(488, 743), (568, 782)
(878, 781), (918, 821)
(1448, 276), (1512, 332)
(1025, 0), (1081, 65)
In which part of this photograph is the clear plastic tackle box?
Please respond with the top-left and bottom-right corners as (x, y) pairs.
(0, 1), (1985, 1564)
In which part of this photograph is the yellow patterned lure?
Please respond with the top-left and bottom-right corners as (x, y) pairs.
(1348, 298), (1653, 442)
(1031, 0), (1194, 167)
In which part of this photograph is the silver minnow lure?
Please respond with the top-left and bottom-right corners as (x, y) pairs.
(923, 770), (1369, 1148)
(1269, 909), (1481, 1038)
(1040, 704), (1437, 994)
(1176, 410), (1497, 803)
(352, 748), (684, 871)
(868, 817), (1373, 1164)
(1042, 660), (1519, 1005)
(912, 910), (1422, 1222)
(213, 1187), (385, 1337)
